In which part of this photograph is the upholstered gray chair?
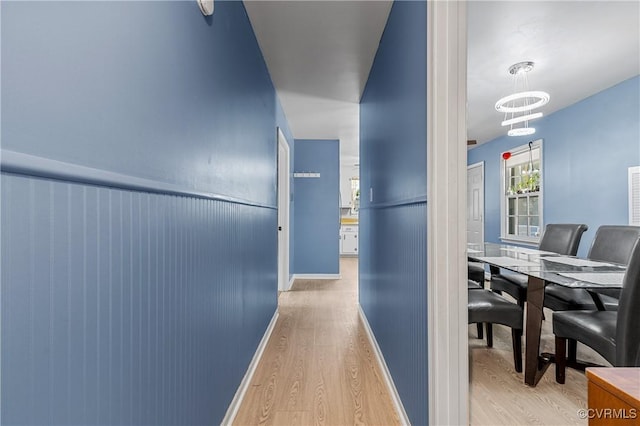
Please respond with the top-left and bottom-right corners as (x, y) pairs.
(544, 225), (640, 311)
(468, 278), (485, 338)
(468, 279), (483, 290)
(468, 261), (486, 284)
(490, 224), (589, 307)
(468, 288), (523, 372)
(553, 238), (640, 383)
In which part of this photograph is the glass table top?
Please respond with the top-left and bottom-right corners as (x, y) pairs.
(468, 242), (626, 289)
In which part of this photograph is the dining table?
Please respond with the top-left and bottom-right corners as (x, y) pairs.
(468, 242), (627, 386)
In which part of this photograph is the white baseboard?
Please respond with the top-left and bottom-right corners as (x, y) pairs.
(292, 273), (341, 280)
(287, 275), (295, 291)
(221, 310), (279, 426)
(358, 306), (411, 425)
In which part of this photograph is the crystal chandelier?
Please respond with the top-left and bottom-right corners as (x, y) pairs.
(495, 61), (550, 136)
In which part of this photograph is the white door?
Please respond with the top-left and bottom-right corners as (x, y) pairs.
(467, 162), (484, 245)
(277, 128), (291, 291)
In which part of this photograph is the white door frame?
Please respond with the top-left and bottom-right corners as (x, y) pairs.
(427, 1), (468, 425)
(467, 161), (485, 245)
(277, 127), (291, 292)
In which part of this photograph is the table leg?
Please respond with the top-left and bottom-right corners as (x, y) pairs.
(524, 276), (552, 386)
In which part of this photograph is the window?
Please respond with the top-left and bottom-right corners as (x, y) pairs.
(350, 177), (360, 214)
(501, 139), (543, 244)
(630, 166), (640, 226)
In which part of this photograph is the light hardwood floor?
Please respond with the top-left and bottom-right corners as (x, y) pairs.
(233, 259), (606, 425)
(469, 289), (610, 425)
(233, 257), (401, 425)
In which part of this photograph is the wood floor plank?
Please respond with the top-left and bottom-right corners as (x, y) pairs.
(271, 411), (312, 425)
(469, 300), (605, 425)
(235, 264), (597, 425)
(233, 258), (399, 426)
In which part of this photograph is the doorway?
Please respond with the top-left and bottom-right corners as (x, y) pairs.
(277, 128), (291, 292)
(467, 161), (484, 246)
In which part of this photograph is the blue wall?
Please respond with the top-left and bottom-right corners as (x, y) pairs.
(359, 1), (428, 424)
(468, 76), (640, 257)
(293, 139), (340, 275)
(2, 0), (275, 206)
(1, 1), (284, 424)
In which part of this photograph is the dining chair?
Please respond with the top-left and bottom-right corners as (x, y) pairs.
(468, 261), (486, 284)
(468, 279), (483, 290)
(544, 225), (640, 312)
(489, 223), (589, 307)
(468, 288), (523, 372)
(553, 238), (640, 383)
(468, 278), (485, 338)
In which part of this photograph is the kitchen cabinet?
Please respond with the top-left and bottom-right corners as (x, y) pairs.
(340, 225), (358, 255)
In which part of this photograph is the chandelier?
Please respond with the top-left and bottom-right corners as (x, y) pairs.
(495, 61), (550, 136)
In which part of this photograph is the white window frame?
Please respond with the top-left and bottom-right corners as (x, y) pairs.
(500, 139), (543, 245)
(629, 166), (640, 226)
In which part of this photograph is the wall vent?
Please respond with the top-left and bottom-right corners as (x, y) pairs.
(629, 166), (640, 226)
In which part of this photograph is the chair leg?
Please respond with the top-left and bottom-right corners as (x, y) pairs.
(476, 323), (484, 339)
(486, 323), (493, 348)
(568, 339), (577, 363)
(555, 336), (567, 384)
(512, 329), (523, 373)
(517, 288), (526, 308)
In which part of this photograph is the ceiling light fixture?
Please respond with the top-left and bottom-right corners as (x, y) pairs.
(197, 0), (214, 16)
(501, 112), (543, 127)
(495, 61), (550, 137)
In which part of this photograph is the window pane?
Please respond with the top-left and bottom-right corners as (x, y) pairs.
(529, 196), (539, 215)
(508, 198), (515, 215)
(530, 216), (540, 227)
(530, 216), (540, 237)
(518, 216), (528, 236)
(509, 177), (517, 193)
(508, 217), (516, 235)
(517, 197), (528, 215)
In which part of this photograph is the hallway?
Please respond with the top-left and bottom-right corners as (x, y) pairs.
(233, 258), (401, 425)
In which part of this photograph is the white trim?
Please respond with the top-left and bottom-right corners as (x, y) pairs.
(292, 274), (341, 280)
(277, 128), (292, 291)
(287, 275), (296, 290)
(427, 1), (469, 425)
(0, 150), (274, 209)
(499, 139), (543, 243)
(499, 237), (538, 247)
(629, 166), (640, 226)
(358, 306), (410, 425)
(221, 311), (279, 426)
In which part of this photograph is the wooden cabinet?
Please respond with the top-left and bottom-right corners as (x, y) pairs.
(340, 225), (358, 255)
(586, 367), (640, 425)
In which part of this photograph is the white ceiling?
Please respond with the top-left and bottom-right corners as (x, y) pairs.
(468, 1), (640, 145)
(244, 0), (392, 166)
(245, 0), (640, 162)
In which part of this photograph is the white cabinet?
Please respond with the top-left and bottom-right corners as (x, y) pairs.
(340, 225), (358, 255)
